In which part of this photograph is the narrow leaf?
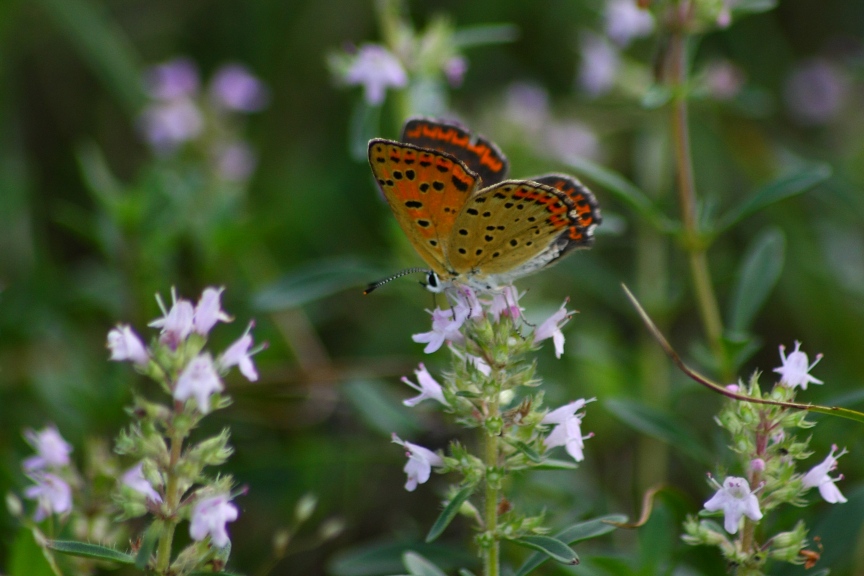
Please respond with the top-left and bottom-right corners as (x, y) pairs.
(135, 520), (162, 569)
(716, 163), (831, 232)
(47, 540), (135, 564)
(727, 228), (785, 332)
(509, 535), (578, 565)
(403, 551), (448, 576)
(426, 485), (476, 542)
(507, 439), (542, 463)
(515, 515), (627, 576)
(458, 570), (478, 576)
(533, 458), (578, 471)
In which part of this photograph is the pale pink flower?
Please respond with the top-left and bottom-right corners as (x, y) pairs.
(784, 59), (847, 125)
(392, 434), (443, 492)
(23, 426), (72, 471)
(605, 0), (655, 47)
(139, 99), (204, 153)
(444, 56), (468, 87)
(802, 445), (848, 504)
(412, 305), (469, 354)
(174, 354), (223, 414)
(24, 473), (72, 521)
(122, 462), (163, 504)
(454, 286), (483, 319)
(217, 330), (258, 382)
(209, 63), (269, 112)
(533, 301), (571, 358)
(486, 286), (523, 322)
(578, 32), (620, 97)
(750, 458), (765, 472)
(190, 494), (239, 547)
(773, 341), (823, 390)
(402, 364), (449, 407)
(107, 325), (149, 366)
(149, 293), (195, 349)
(542, 399), (593, 462)
(704, 476), (763, 534)
(193, 287), (232, 335)
(144, 57), (199, 101)
(703, 60), (745, 100)
(344, 45), (407, 105)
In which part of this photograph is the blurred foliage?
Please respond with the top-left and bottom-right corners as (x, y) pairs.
(1, 0), (864, 574)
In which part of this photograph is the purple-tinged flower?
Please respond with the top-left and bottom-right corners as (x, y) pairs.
(486, 285), (523, 322)
(122, 462), (163, 504)
(703, 60), (745, 100)
(401, 364), (449, 407)
(214, 141), (258, 182)
(210, 63), (269, 112)
(578, 32), (620, 97)
(107, 325), (149, 366)
(149, 293), (195, 349)
(139, 99), (204, 153)
(190, 494), (239, 548)
(344, 45), (407, 105)
(503, 82), (550, 132)
(605, 0), (655, 47)
(542, 398), (594, 462)
(174, 354), (224, 414)
(533, 300), (572, 358)
(802, 445), (848, 504)
(773, 341), (823, 390)
(392, 434), (443, 492)
(784, 59), (848, 125)
(750, 458), (765, 472)
(704, 476), (763, 534)
(193, 287), (232, 335)
(543, 121), (600, 163)
(217, 329), (259, 382)
(454, 286), (483, 319)
(412, 305), (469, 354)
(23, 426), (72, 471)
(24, 473), (72, 521)
(444, 56), (468, 87)
(725, 383), (740, 393)
(144, 57), (200, 101)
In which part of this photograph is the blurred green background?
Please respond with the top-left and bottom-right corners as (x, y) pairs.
(2, 0), (864, 574)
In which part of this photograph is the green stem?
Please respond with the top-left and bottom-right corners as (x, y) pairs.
(155, 405), (186, 573)
(483, 393), (500, 576)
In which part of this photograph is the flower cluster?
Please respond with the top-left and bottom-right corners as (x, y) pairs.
(139, 58), (268, 182)
(21, 426), (75, 521)
(684, 341), (846, 572)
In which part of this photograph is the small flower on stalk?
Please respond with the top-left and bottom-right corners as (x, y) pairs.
(190, 494), (239, 548)
(149, 292), (195, 349)
(144, 57), (200, 101)
(343, 45), (407, 105)
(392, 434), (443, 492)
(444, 56), (468, 87)
(24, 473), (72, 521)
(174, 354), (224, 414)
(773, 341), (823, 390)
(401, 364), (449, 407)
(23, 426), (72, 471)
(107, 325), (150, 366)
(542, 399), (594, 462)
(194, 287), (232, 335)
(802, 445), (848, 504)
(455, 286), (483, 319)
(139, 99), (204, 153)
(578, 32), (620, 97)
(412, 305), (469, 354)
(604, 0), (655, 47)
(122, 462), (163, 504)
(533, 300), (572, 358)
(486, 285), (523, 322)
(703, 476), (763, 534)
(217, 326), (259, 382)
(209, 63), (269, 112)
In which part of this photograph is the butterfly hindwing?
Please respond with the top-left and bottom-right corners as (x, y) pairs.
(530, 173), (602, 248)
(368, 139), (480, 277)
(401, 117), (509, 186)
(446, 180), (579, 278)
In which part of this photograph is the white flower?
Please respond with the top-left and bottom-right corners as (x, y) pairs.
(193, 287), (232, 335)
(174, 354), (223, 414)
(485, 285), (523, 322)
(703, 476), (763, 534)
(578, 32), (620, 97)
(24, 473), (72, 521)
(533, 301), (572, 358)
(542, 399), (594, 462)
(401, 364), (449, 407)
(392, 434), (443, 492)
(149, 292), (195, 349)
(190, 494), (239, 548)
(605, 0), (655, 47)
(107, 325), (149, 366)
(344, 45), (407, 105)
(773, 341), (823, 390)
(23, 426), (72, 471)
(122, 462), (163, 504)
(217, 330), (259, 382)
(412, 305), (469, 354)
(802, 445), (848, 504)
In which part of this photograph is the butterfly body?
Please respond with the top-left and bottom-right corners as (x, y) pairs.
(368, 118), (601, 293)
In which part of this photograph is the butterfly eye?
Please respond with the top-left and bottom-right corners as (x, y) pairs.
(425, 272), (445, 293)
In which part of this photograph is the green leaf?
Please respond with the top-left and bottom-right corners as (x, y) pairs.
(47, 540), (135, 564)
(453, 24), (519, 47)
(455, 390), (481, 398)
(560, 155), (677, 233)
(342, 380), (423, 438)
(426, 484), (476, 542)
(135, 520), (162, 569)
(403, 551), (448, 576)
(328, 540), (474, 576)
(9, 528), (58, 576)
(716, 163), (831, 232)
(514, 515), (627, 576)
(458, 570), (478, 576)
(507, 439), (542, 463)
(641, 85), (672, 109)
(532, 458), (578, 471)
(605, 399), (711, 465)
(509, 535), (578, 565)
(727, 228), (785, 333)
(253, 257), (382, 310)
(733, 0), (778, 13)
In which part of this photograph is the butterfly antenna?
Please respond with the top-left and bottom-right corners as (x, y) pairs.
(363, 268), (431, 294)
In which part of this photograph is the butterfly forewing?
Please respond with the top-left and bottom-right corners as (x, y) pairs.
(401, 118), (510, 186)
(368, 139), (480, 277)
(446, 181), (578, 277)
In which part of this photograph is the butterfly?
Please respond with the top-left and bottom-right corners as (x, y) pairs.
(366, 117), (601, 293)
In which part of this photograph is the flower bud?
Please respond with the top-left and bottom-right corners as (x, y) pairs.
(294, 493), (317, 523)
(318, 518), (345, 541)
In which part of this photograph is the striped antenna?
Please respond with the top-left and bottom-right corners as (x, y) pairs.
(363, 268), (431, 295)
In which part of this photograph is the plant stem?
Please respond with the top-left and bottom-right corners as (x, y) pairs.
(155, 405), (186, 573)
(483, 393), (500, 576)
